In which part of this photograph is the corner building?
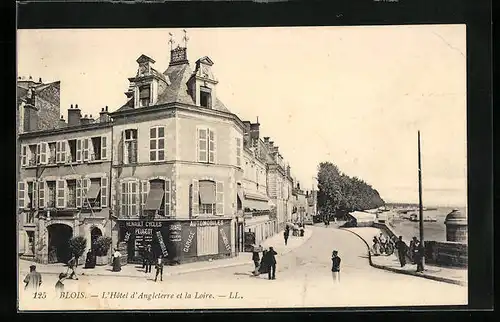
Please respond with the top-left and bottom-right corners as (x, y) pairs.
(110, 47), (243, 264)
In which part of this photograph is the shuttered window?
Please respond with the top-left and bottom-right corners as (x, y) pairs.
(101, 177), (108, 207)
(18, 181), (25, 210)
(101, 136), (107, 160)
(197, 128), (216, 164)
(21, 145), (28, 167)
(121, 182), (128, 217)
(208, 130), (215, 163)
(76, 179), (82, 208)
(120, 180), (139, 217)
(164, 180), (171, 217)
(141, 180), (149, 210)
(191, 179), (199, 217)
(56, 179), (66, 208)
(83, 138), (90, 161)
(76, 139), (82, 162)
(197, 226), (218, 256)
(216, 181), (224, 216)
(38, 180), (45, 208)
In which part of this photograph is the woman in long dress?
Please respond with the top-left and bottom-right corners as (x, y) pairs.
(112, 248), (122, 272)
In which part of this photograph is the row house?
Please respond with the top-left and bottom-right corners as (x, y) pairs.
(292, 182), (308, 223)
(110, 47), (242, 264)
(18, 104), (113, 264)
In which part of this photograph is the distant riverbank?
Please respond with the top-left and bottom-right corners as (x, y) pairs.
(387, 207), (466, 242)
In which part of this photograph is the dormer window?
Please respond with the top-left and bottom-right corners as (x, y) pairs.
(139, 85), (151, 107)
(200, 86), (212, 108)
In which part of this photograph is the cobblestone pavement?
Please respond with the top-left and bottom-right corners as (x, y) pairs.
(19, 226), (467, 310)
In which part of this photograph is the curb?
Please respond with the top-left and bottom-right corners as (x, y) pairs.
(19, 230), (314, 279)
(340, 228), (466, 287)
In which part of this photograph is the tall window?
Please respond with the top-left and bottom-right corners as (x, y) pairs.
(68, 140), (77, 163)
(199, 180), (216, 215)
(121, 180), (139, 217)
(56, 140), (67, 163)
(91, 137), (101, 161)
(200, 86), (212, 108)
(28, 144), (37, 165)
(197, 128), (215, 163)
(139, 85), (151, 107)
(46, 181), (56, 208)
(124, 129), (138, 164)
(143, 179), (171, 217)
(149, 126), (165, 162)
(48, 142), (56, 164)
(27, 182), (34, 209)
(236, 138), (242, 167)
(67, 180), (77, 208)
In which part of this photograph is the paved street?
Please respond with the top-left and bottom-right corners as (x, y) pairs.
(19, 225), (467, 310)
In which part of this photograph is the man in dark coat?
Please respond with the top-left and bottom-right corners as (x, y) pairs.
(145, 245), (153, 273)
(252, 245), (261, 270)
(414, 241), (425, 273)
(267, 246), (277, 280)
(395, 236), (408, 267)
(154, 255), (164, 282)
(283, 230), (289, 246)
(331, 250), (341, 283)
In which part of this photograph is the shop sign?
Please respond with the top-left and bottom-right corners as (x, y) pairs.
(125, 221), (164, 228)
(189, 219), (225, 227)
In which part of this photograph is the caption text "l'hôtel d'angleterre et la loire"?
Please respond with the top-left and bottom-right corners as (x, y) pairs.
(31, 291), (244, 302)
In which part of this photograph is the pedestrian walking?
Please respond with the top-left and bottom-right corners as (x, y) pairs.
(67, 255), (79, 280)
(154, 255), (164, 282)
(84, 249), (96, 269)
(414, 241), (425, 273)
(23, 264), (42, 291)
(145, 245), (153, 273)
(112, 248), (122, 272)
(409, 236), (419, 264)
(55, 272), (66, 294)
(371, 236), (380, 256)
(283, 230), (289, 246)
(331, 250), (341, 283)
(252, 244), (261, 271)
(267, 246), (277, 280)
(395, 236), (408, 267)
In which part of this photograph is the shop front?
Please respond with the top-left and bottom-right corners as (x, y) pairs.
(118, 218), (233, 265)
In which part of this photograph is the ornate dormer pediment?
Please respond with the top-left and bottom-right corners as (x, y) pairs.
(194, 56), (217, 84)
(136, 54), (156, 78)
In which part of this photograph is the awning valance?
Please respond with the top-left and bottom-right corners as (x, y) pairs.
(244, 191), (269, 202)
(244, 198), (270, 211)
(87, 181), (101, 199)
(144, 186), (164, 211)
(199, 181), (216, 204)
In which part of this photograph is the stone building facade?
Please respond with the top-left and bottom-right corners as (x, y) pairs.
(18, 103), (113, 264)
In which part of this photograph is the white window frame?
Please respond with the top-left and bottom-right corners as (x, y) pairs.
(56, 179), (66, 209)
(123, 129), (138, 164)
(120, 179), (139, 217)
(101, 177), (108, 207)
(21, 145), (28, 167)
(197, 127), (216, 164)
(149, 126), (165, 162)
(101, 136), (108, 160)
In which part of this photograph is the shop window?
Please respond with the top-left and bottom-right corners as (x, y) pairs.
(123, 129), (138, 164)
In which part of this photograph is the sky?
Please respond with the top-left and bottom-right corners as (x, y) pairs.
(17, 25), (467, 207)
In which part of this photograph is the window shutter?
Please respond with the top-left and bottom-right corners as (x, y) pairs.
(76, 139), (82, 162)
(56, 179), (65, 208)
(129, 181), (138, 216)
(198, 128), (208, 162)
(40, 142), (48, 164)
(33, 181), (38, 209)
(101, 136), (107, 160)
(18, 181), (25, 210)
(101, 177), (108, 207)
(121, 181), (128, 217)
(21, 145), (27, 166)
(55, 141), (61, 163)
(141, 180), (149, 209)
(216, 181), (224, 216)
(36, 143), (41, 164)
(38, 180), (45, 209)
(120, 131), (125, 164)
(165, 180), (171, 217)
(76, 179), (82, 208)
(82, 178), (90, 207)
(191, 179), (199, 217)
(208, 129), (215, 163)
(61, 141), (67, 163)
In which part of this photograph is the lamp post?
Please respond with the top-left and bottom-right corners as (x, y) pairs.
(418, 131), (425, 270)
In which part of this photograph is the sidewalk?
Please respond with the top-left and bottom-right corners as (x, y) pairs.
(342, 227), (467, 286)
(18, 228), (313, 279)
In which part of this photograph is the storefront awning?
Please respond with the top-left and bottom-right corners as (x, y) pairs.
(244, 191), (269, 202)
(87, 181), (101, 199)
(144, 187), (164, 211)
(244, 198), (270, 211)
(199, 181), (216, 204)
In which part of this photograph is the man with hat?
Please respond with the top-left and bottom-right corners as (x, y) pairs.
(24, 264), (42, 291)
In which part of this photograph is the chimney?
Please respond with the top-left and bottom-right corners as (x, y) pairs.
(297, 182), (300, 190)
(23, 103), (39, 132)
(263, 137), (270, 143)
(80, 114), (91, 125)
(99, 106), (111, 123)
(58, 115), (66, 128)
(67, 104), (82, 127)
(38, 77), (42, 83)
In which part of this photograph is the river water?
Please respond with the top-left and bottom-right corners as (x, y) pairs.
(387, 207), (467, 242)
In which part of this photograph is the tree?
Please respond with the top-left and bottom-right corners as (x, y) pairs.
(69, 236), (87, 266)
(317, 161), (385, 218)
(93, 236), (112, 257)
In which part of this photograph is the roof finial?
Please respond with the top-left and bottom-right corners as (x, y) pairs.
(168, 32), (175, 50)
(183, 29), (189, 48)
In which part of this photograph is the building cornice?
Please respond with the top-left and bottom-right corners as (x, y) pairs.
(19, 122), (113, 139)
